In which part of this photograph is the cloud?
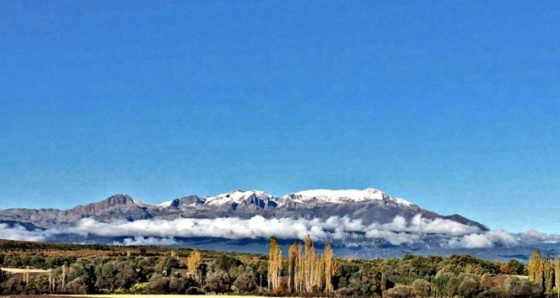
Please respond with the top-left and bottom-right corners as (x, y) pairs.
(448, 230), (517, 249)
(369, 215), (481, 236)
(0, 216), (557, 249)
(520, 230), (560, 243)
(114, 237), (178, 246)
(0, 223), (47, 242)
(54, 215), (484, 244)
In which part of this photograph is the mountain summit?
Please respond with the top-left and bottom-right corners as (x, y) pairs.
(0, 188), (487, 231)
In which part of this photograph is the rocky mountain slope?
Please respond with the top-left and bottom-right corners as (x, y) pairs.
(0, 188), (487, 231)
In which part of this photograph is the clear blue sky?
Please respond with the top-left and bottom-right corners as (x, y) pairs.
(1, 1), (558, 233)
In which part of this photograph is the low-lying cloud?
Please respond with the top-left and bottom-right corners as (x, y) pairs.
(0, 223), (47, 242)
(1, 215), (559, 249)
(448, 230), (518, 249)
(114, 236), (178, 246)
(57, 215), (482, 246)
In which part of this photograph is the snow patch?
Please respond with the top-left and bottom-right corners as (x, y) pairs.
(286, 188), (412, 206)
(205, 190), (273, 206)
(157, 200), (173, 207)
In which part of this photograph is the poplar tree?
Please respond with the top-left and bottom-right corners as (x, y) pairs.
(296, 244), (305, 292)
(187, 249), (202, 278)
(555, 256), (560, 298)
(544, 256), (555, 293)
(288, 243), (299, 292)
(528, 250), (544, 288)
(312, 254), (324, 291)
(303, 235), (315, 292)
(268, 236), (282, 291)
(324, 241), (336, 293)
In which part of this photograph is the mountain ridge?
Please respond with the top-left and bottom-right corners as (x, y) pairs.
(0, 188), (488, 232)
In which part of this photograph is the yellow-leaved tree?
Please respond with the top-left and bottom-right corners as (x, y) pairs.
(268, 236), (282, 291)
(187, 249), (202, 278)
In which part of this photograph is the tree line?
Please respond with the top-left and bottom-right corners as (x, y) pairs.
(0, 238), (555, 297)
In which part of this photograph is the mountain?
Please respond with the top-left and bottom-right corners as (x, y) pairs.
(0, 188), (487, 231)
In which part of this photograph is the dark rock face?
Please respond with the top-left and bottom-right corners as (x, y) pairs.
(0, 189), (488, 232)
(0, 194), (151, 227)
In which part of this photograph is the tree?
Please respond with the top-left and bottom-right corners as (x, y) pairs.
(233, 272), (256, 293)
(431, 270), (450, 297)
(544, 256), (555, 293)
(303, 235), (316, 292)
(446, 276), (460, 297)
(3, 276), (24, 294)
(214, 255), (240, 274)
(0, 269), (6, 293)
(155, 256), (180, 276)
(288, 243), (299, 292)
(385, 284), (412, 298)
(555, 256), (560, 298)
(267, 236), (282, 291)
(147, 274), (170, 294)
(412, 279), (431, 298)
(506, 277), (543, 297)
(324, 241), (336, 293)
(94, 261), (119, 291)
(187, 250), (202, 278)
(528, 249), (544, 288)
(205, 270), (230, 293)
(168, 276), (187, 293)
(505, 277), (522, 296)
(64, 276), (90, 294)
(458, 277), (480, 298)
(507, 259), (525, 275)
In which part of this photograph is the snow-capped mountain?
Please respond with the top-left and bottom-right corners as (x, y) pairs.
(204, 190), (278, 209)
(0, 188), (487, 231)
(283, 188), (413, 206)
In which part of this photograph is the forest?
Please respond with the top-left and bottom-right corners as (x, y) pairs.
(0, 238), (557, 297)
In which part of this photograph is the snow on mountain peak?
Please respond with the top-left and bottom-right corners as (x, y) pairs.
(147, 188), (414, 208)
(205, 189), (273, 206)
(286, 188), (413, 206)
(157, 200), (173, 207)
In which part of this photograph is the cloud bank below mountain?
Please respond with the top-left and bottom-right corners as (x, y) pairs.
(1, 216), (559, 249)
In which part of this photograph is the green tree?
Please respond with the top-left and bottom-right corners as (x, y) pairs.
(168, 276), (187, 293)
(205, 270), (230, 293)
(446, 276), (460, 297)
(0, 269), (6, 293)
(94, 261), (119, 292)
(458, 277), (480, 298)
(155, 256), (180, 276)
(147, 274), (170, 294)
(507, 259), (526, 275)
(385, 284), (412, 298)
(431, 270), (450, 297)
(233, 272), (256, 293)
(412, 279), (431, 298)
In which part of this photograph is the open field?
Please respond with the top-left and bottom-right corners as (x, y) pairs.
(1, 267), (51, 273)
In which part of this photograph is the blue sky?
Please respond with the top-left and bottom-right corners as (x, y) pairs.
(1, 1), (558, 233)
